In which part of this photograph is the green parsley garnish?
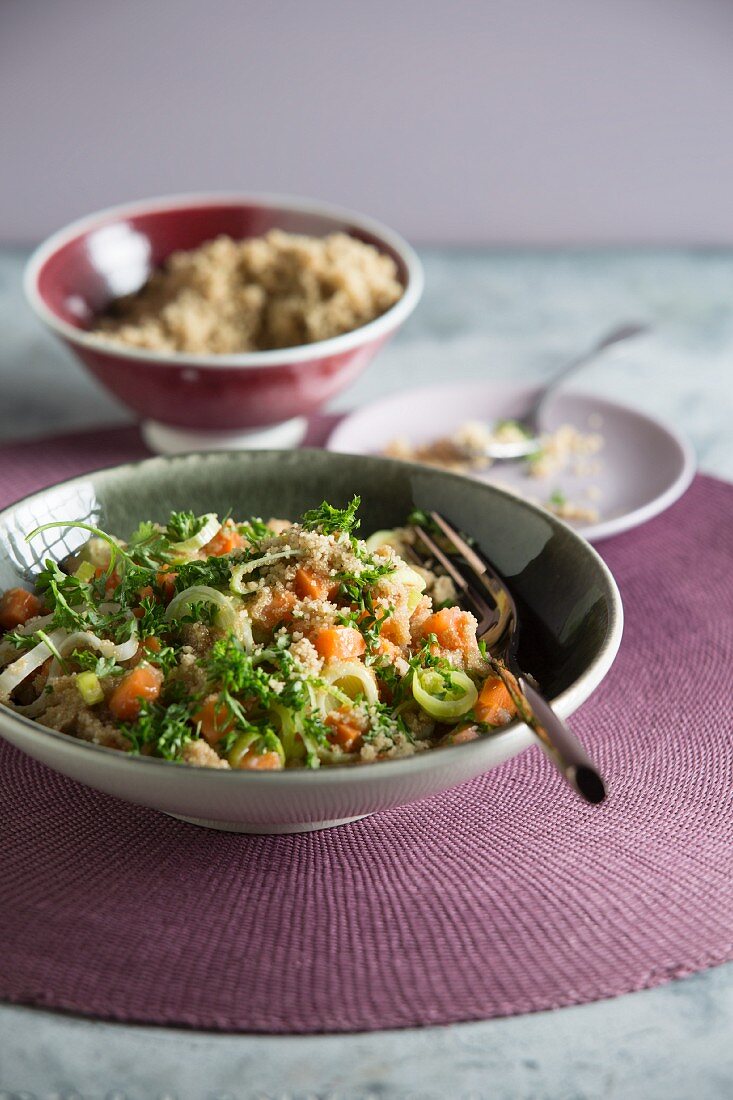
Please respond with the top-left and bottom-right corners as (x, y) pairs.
(302, 495), (361, 536)
(3, 630), (40, 651)
(206, 636), (272, 703)
(170, 555), (235, 593)
(237, 517), (271, 544)
(360, 701), (412, 747)
(35, 559), (98, 632)
(71, 651), (121, 679)
(300, 711), (332, 768)
(121, 700), (197, 761)
(165, 511), (208, 543)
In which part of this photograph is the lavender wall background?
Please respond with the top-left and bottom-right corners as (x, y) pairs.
(2, 0), (733, 245)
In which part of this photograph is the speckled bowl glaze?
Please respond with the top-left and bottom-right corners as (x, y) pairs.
(0, 451), (622, 832)
(23, 193), (423, 448)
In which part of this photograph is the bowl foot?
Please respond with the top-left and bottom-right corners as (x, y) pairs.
(166, 812), (369, 834)
(141, 416), (308, 455)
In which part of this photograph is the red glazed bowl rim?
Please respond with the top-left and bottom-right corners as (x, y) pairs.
(23, 191), (424, 370)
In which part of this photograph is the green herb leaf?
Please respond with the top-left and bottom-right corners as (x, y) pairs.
(206, 636), (273, 703)
(172, 555), (234, 592)
(237, 518), (271, 544)
(337, 549), (396, 612)
(3, 630), (40, 651)
(35, 559), (95, 631)
(135, 597), (168, 638)
(121, 700), (196, 761)
(302, 495), (361, 536)
(166, 511), (208, 543)
(406, 509), (430, 528)
(70, 650), (121, 678)
(361, 700), (412, 747)
(126, 521), (172, 568)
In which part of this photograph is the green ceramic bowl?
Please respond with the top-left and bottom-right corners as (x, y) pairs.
(0, 450), (623, 832)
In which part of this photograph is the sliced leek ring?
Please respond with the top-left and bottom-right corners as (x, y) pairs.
(322, 659), (379, 705)
(229, 549), (303, 593)
(412, 667), (478, 722)
(0, 628), (68, 701)
(164, 584), (239, 634)
(227, 730), (260, 769)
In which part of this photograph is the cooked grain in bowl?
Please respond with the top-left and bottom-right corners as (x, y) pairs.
(90, 230), (404, 354)
(0, 498), (521, 770)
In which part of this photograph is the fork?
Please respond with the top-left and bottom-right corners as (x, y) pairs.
(410, 511), (607, 805)
(461, 322), (649, 461)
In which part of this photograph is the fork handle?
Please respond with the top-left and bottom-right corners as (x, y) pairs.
(523, 321), (649, 436)
(518, 677), (607, 804)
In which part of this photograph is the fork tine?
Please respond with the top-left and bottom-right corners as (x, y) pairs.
(424, 511), (517, 652)
(413, 525), (471, 596)
(429, 511), (495, 581)
(413, 524), (498, 637)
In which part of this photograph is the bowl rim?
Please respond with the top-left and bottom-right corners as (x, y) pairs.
(23, 191), (425, 370)
(0, 449), (624, 785)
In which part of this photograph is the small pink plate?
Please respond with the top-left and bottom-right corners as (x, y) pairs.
(327, 382), (696, 542)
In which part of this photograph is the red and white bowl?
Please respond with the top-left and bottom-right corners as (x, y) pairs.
(24, 193), (423, 452)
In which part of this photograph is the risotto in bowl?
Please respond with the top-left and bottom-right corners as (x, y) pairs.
(0, 450), (622, 832)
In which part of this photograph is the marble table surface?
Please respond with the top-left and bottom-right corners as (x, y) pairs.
(1, 247), (732, 1099)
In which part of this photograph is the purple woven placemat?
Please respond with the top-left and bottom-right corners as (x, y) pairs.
(0, 426), (731, 1034)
